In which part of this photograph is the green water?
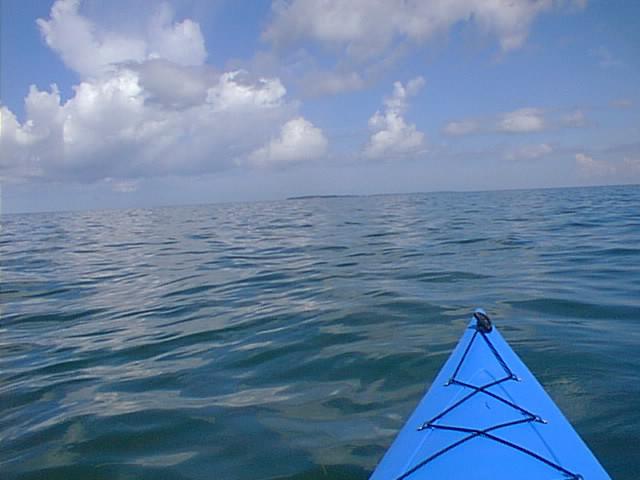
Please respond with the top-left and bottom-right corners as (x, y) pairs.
(1, 186), (639, 478)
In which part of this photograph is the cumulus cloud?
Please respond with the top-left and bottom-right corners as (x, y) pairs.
(622, 157), (640, 175)
(206, 71), (286, 111)
(561, 109), (586, 127)
(132, 59), (211, 108)
(261, 0), (587, 96)
(105, 178), (139, 193)
(611, 98), (633, 109)
(444, 119), (480, 136)
(589, 46), (622, 69)
(1, 0), (325, 186)
(301, 70), (364, 96)
(575, 153), (615, 177)
(1, 67), (298, 183)
(498, 108), (545, 133)
(264, 0), (562, 57)
(364, 77), (425, 159)
(575, 153), (640, 178)
(146, 3), (207, 66)
(247, 117), (328, 167)
(37, 0), (206, 78)
(445, 107), (590, 136)
(505, 143), (552, 160)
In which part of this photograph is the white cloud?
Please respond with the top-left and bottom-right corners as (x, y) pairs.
(384, 77), (425, 111)
(206, 71), (286, 111)
(0, 1), (323, 185)
(364, 77), (425, 159)
(146, 3), (207, 66)
(498, 108), (545, 133)
(105, 178), (139, 193)
(562, 109), (586, 127)
(622, 157), (640, 174)
(301, 70), (364, 96)
(505, 143), (552, 160)
(611, 98), (633, 109)
(444, 120), (480, 136)
(264, 0), (567, 59)
(132, 59), (211, 108)
(365, 115), (424, 159)
(590, 46), (622, 68)
(446, 107), (590, 136)
(575, 153), (615, 177)
(1, 68), (300, 183)
(37, 0), (143, 78)
(572, 145), (640, 181)
(575, 153), (640, 178)
(247, 117), (328, 167)
(261, 1), (586, 97)
(37, 0), (206, 78)
(1, 86), (64, 181)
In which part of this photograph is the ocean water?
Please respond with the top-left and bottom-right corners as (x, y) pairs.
(1, 185), (639, 479)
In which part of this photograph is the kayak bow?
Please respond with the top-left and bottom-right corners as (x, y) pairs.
(370, 309), (611, 480)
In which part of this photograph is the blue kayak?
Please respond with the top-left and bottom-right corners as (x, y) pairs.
(370, 309), (611, 480)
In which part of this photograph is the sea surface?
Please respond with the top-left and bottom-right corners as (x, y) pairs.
(1, 185), (639, 479)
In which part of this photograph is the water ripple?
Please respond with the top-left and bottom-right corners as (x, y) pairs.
(1, 186), (639, 479)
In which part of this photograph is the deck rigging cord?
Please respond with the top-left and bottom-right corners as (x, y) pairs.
(393, 311), (583, 480)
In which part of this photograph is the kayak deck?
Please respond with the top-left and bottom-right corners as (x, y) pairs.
(370, 310), (611, 480)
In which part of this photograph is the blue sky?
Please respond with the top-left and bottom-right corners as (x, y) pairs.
(1, 0), (639, 213)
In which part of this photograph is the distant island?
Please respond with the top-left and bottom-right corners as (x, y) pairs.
(286, 194), (360, 200)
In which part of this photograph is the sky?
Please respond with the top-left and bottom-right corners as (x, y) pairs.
(1, 0), (639, 213)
